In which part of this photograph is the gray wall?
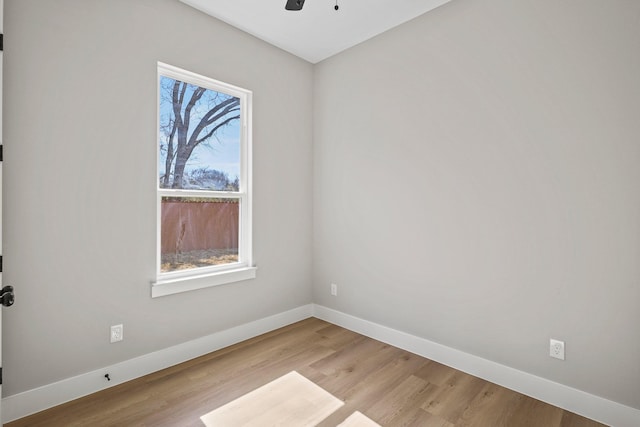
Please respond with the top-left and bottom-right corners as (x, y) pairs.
(313, 0), (640, 409)
(3, 0), (313, 396)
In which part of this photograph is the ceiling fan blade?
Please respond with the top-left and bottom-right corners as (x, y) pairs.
(285, 0), (305, 11)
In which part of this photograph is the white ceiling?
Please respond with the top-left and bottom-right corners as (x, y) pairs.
(179, 0), (453, 63)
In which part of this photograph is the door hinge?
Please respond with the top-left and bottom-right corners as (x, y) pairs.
(0, 33), (3, 51)
(0, 255), (3, 272)
(0, 144), (3, 161)
(0, 367), (3, 385)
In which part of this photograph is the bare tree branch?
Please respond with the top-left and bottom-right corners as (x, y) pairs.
(195, 115), (240, 145)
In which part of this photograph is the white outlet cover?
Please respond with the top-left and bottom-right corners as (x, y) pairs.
(111, 324), (124, 343)
(550, 339), (565, 360)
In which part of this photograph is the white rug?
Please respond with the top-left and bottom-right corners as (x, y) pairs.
(201, 371), (344, 427)
(337, 411), (381, 427)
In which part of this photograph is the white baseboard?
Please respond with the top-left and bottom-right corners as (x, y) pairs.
(312, 304), (640, 427)
(1, 304), (314, 424)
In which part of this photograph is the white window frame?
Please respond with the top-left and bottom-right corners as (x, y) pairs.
(152, 62), (255, 298)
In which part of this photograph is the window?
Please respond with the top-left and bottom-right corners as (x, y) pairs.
(153, 63), (255, 297)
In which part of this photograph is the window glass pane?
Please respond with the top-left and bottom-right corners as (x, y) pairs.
(159, 76), (241, 191)
(161, 197), (239, 273)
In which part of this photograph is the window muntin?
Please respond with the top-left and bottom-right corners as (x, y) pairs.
(156, 63), (252, 288)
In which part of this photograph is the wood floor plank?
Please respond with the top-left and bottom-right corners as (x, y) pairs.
(414, 360), (459, 386)
(457, 383), (525, 427)
(315, 324), (364, 351)
(508, 396), (564, 427)
(393, 408), (455, 427)
(560, 411), (609, 427)
(366, 375), (432, 425)
(311, 339), (401, 398)
(6, 318), (607, 427)
(421, 370), (487, 424)
(339, 350), (429, 411)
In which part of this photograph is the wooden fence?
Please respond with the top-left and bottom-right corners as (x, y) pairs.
(161, 200), (239, 253)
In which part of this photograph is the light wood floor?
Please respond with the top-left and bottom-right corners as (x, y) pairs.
(6, 318), (606, 427)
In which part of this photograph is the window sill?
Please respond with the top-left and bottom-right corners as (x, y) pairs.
(151, 266), (257, 298)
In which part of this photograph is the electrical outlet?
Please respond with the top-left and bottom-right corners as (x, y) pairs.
(111, 324), (124, 343)
(330, 283), (338, 296)
(550, 339), (565, 360)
